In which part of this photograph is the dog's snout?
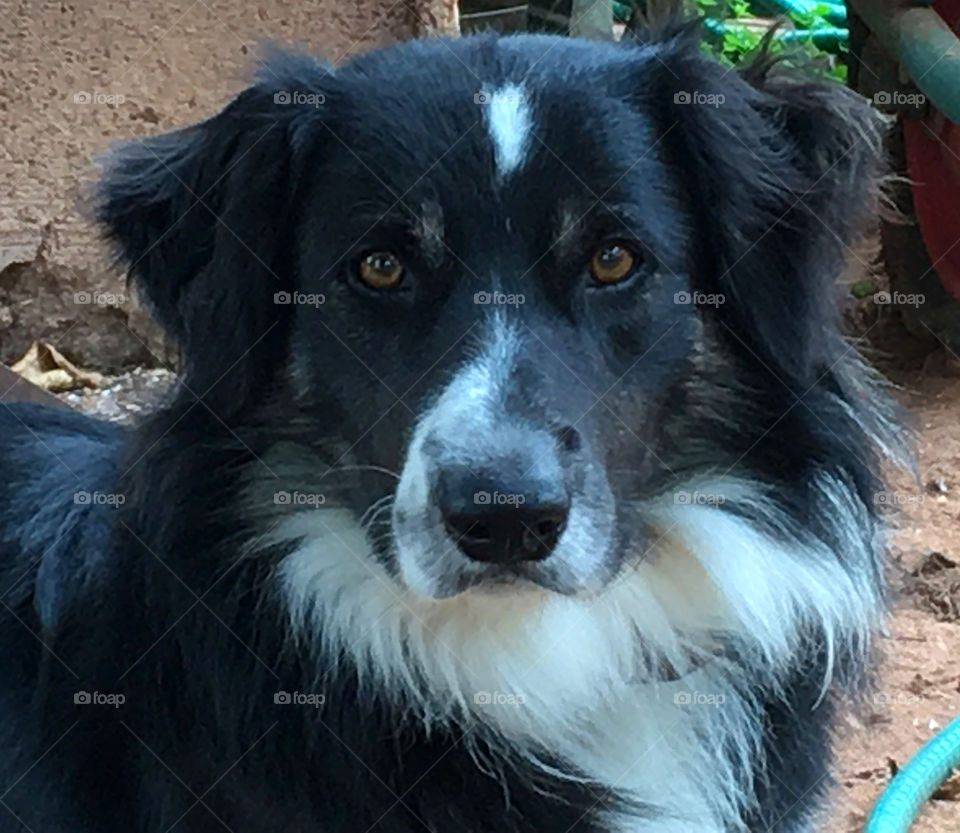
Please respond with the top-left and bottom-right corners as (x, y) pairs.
(435, 467), (569, 564)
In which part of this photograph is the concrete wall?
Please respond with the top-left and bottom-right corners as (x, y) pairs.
(0, 0), (458, 369)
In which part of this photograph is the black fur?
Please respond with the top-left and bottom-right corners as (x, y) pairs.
(0, 27), (897, 832)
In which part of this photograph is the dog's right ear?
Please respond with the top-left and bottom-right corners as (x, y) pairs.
(96, 57), (326, 402)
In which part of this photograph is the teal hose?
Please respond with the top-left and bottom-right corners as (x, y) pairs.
(701, 16), (848, 48)
(754, 0), (847, 24)
(776, 26), (848, 45)
(866, 713), (960, 832)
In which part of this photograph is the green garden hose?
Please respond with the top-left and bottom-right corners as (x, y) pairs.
(865, 713), (960, 832)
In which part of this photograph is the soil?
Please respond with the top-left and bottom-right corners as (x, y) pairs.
(52, 325), (960, 831)
(822, 348), (960, 833)
(56, 365), (176, 422)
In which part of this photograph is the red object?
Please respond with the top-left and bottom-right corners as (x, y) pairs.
(903, 0), (960, 300)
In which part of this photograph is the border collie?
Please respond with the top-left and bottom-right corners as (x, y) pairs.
(0, 20), (904, 833)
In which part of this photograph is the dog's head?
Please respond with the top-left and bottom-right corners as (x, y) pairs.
(99, 30), (887, 611)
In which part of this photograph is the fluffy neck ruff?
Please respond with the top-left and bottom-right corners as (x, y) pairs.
(274, 474), (882, 831)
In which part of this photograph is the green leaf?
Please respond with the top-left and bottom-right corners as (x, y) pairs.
(850, 280), (877, 299)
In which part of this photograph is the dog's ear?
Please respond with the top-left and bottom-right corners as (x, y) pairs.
(96, 59), (324, 405)
(643, 30), (886, 385)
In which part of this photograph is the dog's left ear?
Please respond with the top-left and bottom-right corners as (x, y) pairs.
(643, 31), (887, 384)
(96, 57), (325, 408)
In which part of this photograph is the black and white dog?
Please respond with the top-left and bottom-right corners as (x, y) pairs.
(0, 20), (904, 833)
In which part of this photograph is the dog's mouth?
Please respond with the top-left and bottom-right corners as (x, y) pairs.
(408, 556), (583, 600)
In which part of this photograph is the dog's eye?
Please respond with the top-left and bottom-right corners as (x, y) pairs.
(358, 252), (404, 289)
(589, 244), (636, 285)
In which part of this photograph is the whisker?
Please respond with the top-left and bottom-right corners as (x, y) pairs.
(320, 464), (401, 482)
(360, 495), (395, 530)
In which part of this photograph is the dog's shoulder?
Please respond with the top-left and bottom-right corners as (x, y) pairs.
(0, 404), (126, 628)
(0, 401), (122, 445)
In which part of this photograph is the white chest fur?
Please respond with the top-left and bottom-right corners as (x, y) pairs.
(274, 476), (880, 832)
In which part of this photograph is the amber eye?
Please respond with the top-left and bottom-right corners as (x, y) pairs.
(358, 251), (404, 289)
(589, 243), (636, 285)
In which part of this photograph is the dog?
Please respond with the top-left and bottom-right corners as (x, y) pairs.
(0, 19), (905, 833)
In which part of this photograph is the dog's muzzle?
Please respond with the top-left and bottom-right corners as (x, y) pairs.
(390, 348), (616, 599)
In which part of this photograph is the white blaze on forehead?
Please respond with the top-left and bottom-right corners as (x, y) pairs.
(482, 84), (531, 178)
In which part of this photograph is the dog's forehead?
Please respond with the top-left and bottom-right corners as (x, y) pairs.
(328, 37), (641, 193)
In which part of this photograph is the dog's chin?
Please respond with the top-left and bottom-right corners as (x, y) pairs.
(394, 537), (587, 601)
(418, 563), (579, 601)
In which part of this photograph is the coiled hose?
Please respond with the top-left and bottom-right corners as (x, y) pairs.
(865, 713), (960, 832)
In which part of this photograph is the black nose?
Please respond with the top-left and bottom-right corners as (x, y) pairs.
(436, 469), (569, 564)
(443, 504), (569, 564)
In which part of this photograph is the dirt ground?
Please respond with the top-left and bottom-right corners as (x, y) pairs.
(821, 348), (960, 832)
(52, 327), (960, 831)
